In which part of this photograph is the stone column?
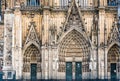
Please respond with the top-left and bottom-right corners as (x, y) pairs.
(51, 46), (58, 79)
(12, 5), (22, 79)
(3, 8), (14, 79)
(41, 46), (49, 79)
(98, 8), (105, 79)
(42, 8), (50, 79)
(91, 13), (98, 79)
(104, 26), (107, 79)
(48, 46), (52, 79)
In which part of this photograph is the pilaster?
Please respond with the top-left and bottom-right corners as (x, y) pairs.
(42, 9), (50, 45)
(12, 5), (22, 79)
(3, 8), (14, 79)
(41, 46), (49, 79)
(98, 8), (105, 79)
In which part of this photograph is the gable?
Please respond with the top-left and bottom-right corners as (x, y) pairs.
(108, 21), (119, 45)
(63, 0), (85, 32)
(25, 22), (40, 46)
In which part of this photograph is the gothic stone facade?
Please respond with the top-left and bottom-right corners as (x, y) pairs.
(0, 0), (120, 80)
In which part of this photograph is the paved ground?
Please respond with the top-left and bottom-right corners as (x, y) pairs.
(1, 79), (120, 81)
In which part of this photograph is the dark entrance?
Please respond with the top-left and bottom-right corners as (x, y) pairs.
(66, 62), (72, 81)
(75, 62), (82, 81)
(111, 63), (116, 80)
(31, 64), (37, 81)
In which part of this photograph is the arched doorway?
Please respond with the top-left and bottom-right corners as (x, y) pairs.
(107, 44), (119, 80)
(58, 29), (90, 80)
(23, 44), (41, 80)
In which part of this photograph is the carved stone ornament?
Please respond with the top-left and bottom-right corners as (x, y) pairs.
(25, 22), (40, 45)
(107, 21), (119, 45)
(63, 0), (85, 32)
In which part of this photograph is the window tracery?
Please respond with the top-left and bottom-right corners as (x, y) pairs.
(59, 0), (90, 8)
(107, 0), (117, 6)
(27, 0), (40, 6)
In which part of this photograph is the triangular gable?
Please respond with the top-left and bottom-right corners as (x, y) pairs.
(25, 22), (40, 45)
(63, 0), (85, 32)
(108, 21), (119, 45)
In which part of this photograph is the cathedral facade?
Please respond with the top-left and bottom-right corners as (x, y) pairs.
(0, 0), (120, 80)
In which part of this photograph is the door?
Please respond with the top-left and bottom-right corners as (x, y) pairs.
(111, 63), (116, 80)
(31, 64), (37, 81)
(66, 62), (72, 81)
(75, 62), (82, 81)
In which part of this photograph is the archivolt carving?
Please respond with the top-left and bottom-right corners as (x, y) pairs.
(107, 44), (119, 72)
(23, 44), (41, 72)
(58, 29), (90, 72)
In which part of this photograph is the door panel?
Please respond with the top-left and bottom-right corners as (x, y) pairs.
(31, 64), (37, 80)
(111, 63), (116, 80)
(66, 62), (72, 81)
(75, 62), (82, 81)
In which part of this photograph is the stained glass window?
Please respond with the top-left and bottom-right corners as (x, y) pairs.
(0, 0), (1, 21)
(27, 0), (40, 6)
(108, 0), (117, 6)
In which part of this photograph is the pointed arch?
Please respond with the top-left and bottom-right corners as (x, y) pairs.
(23, 44), (42, 79)
(58, 29), (91, 79)
(107, 44), (119, 78)
(58, 27), (91, 46)
(23, 41), (40, 55)
(23, 21), (41, 55)
(107, 42), (120, 53)
(23, 44), (41, 71)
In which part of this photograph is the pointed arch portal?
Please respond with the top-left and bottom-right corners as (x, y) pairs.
(58, 29), (91, 80)
(107, 44), (119, 80)
(23, 44), (41, 80)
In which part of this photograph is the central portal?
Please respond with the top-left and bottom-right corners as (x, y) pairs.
(59, 30), (90, 79)
(66, 62), (82, 81)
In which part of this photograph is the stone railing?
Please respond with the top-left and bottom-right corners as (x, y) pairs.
(20, 5), (42, 11)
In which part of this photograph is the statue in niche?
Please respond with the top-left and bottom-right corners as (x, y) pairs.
(57, 26), (63, 40)
(45, 0), (49, 6)
(94, 14), (98, 31)
(49, 25), (57, 45)
(15, 0), (20, 6)
(5, 54), (12, 61)
(5, 54), (12, 66)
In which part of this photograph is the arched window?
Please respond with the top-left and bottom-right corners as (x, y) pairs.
(59, 0), (89, 8)
(76, 0), (89, 7)
(27, 0), (40, 6)
(59, 0), (71, 8)
(107, 0), (117, 6)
